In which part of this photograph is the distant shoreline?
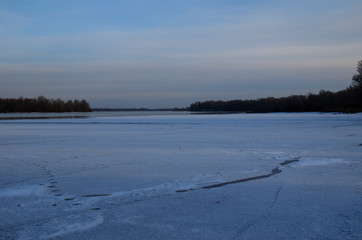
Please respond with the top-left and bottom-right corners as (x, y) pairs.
(0, 116), (89, 121)
(1, 111), (360, 121)
(0, 110), (191, 120)
(91, 108), (186, 112)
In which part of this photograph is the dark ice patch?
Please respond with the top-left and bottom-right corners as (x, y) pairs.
(82, 194), (111, 197)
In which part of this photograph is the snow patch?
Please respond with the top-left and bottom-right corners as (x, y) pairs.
(41, 214), (104, 239)
(0, 185), (46, 197)
(242, 169), (259, 174)
(295, 158), (348, 167)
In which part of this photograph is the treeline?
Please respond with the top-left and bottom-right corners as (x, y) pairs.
(189, 60), (362, 113)
(189, 87), (362, 113)
(92, 107), (186, 112)
(0, 96), (91, 113)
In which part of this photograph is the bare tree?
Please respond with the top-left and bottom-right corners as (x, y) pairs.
(352, 59), (362, 88)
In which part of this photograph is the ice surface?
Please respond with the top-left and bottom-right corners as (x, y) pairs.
(0, 113), (361, 239)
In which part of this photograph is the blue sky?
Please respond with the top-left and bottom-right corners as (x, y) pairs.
(1, 0), (362, 108)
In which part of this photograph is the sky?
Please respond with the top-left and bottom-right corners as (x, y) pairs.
(1, 0), (362, 108)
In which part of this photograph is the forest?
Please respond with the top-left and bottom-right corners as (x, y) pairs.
(189, 60), (362, 113)
(2, 60), (361, 114)
(0, 96), (91, 113)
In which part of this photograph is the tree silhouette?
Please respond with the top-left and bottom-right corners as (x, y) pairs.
(0, 97), (91, 113)
(352, 59), (362, 88)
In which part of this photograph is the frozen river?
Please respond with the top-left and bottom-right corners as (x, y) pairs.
(0, 113), (361, 239)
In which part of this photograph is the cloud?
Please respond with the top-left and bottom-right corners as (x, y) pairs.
(0, 10), (31, 33)
(2, 1), (361, 65)
(0, 1), (361, 107)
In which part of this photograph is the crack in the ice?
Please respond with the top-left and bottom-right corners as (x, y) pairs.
(202, 167), (281, 189)
(232, 215), (267, 240)
(175, 157), (300, 192)
(233, 174), (284, 240)
(279, 158), (300, 166)
(82, 194), (111, 197)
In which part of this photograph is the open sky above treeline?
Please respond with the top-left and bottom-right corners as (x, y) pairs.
(1, 0), (362, 108)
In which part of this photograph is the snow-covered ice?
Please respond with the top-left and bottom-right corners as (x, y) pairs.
(0, 113), (361, 239)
